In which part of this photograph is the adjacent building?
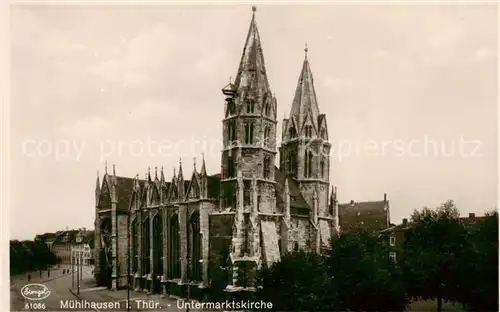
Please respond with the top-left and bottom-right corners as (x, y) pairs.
(36, 229), (94, 264)
(379, 213), (489, 262)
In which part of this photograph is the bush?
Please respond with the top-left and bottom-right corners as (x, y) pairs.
(256, 250), (337, 311)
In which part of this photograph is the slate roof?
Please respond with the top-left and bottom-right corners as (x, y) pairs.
(114, 176), (136, 210)
(274, 167), (310, 210)
(338, 200), (389, 232)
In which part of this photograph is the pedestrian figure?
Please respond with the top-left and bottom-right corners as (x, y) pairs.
(63, 269), (65, 274)
(47, 269), (50, 278)
(27, 274), (31, 282)
(39, 270), (42, 278)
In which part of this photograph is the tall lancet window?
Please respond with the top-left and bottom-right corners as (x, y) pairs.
(188, 212), (202, 281)
(168, 214), (181, 279)
(131, 219), (138, 273)
(227, 99), (235, 116)
(142, 218), (150, 274)
(153, 214), (163, 277)
(289, 126), (297, 139)
(320, 156), (325, 179)
(227, 121), (236, 144)
(264, 126), (270, 147)
(305, 125), (313, 138)
(245, 123), (254, 144)
(263, 157), (271, 179)
(227, 155), (234, 178)
(287, 151), (296, 177)
(246, 100), (255, 114)
(304, 150), (313, 178)
(264, 103), (270, 116)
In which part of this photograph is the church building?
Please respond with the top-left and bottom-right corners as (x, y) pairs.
(94, 6), (390, 297)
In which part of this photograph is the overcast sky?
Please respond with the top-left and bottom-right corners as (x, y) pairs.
(10, 4), (497, 240)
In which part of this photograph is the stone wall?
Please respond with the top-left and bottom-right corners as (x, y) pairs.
(209, 213), (234, 272)
(116, 213), (128, 288)
(288, 216), (312, 251)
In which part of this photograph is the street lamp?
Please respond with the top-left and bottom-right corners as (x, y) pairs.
(127, 209), (131, 312)
(77, 255), (80, 295)
(71, 249), (74, 288)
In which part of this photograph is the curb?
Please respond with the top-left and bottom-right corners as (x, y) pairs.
(68, 287), (100, 312)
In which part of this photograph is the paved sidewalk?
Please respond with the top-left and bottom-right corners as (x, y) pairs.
(68, 276), (206, 312)
(10, 264), (75, 288)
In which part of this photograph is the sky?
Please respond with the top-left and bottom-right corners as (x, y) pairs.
(9, 4), (497, 240)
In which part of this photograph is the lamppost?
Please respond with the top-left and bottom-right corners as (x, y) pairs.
(80, 251), (83, 281)
(127, 209), (131, 312)
(76, 255), (80, 295)
(71, 248), (74, 288)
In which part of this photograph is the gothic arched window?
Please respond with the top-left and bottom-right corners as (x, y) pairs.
(153, 214), (163, 278)
(320, 156), (325, 179)
(287, 151), (296, 176)
(227, 155), (234, 178)
(264, 157), (271, 179)
(289, 126), (297, 139)
(304, 150), (313, 178)
(246, 100), (255, 114)
(245, 123), (254, 144)
(188, 212), (202, 281)
(168, 214), (181, 279)
(264, 126), (270, 147)
(227, 99), (235, 116)
(305, 125), (313, 138)
(142, 218), (150, 275)
(131, 219), (138, 273)
(264, 103), (270, 116)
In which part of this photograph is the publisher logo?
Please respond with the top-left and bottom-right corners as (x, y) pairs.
(21, 284), (51, 300)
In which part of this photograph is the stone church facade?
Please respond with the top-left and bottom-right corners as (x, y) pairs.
(94, 7), (389, 296)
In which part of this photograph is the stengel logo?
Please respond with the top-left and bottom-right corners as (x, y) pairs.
(21, 284), (51, 300)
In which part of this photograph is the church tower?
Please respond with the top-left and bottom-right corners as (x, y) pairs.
(220, 6), (278, 214)
(279, 46), (331, 217)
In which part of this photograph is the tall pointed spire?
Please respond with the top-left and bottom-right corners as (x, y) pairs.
(160, 166), (165, 183)
(178, 158), (183, 179)
(233, 5), (270, 93)
(200, 152), (206, 176)
(95, 171), (100, 191)
(289, 45), (320, 132)
(154, 166), (158, 180)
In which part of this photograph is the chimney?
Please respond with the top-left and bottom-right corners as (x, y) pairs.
(469, 213), (475, 219)
(384, 193), (387, 202)
(402, 218), (408, 226)
(350, 200), (354, 205)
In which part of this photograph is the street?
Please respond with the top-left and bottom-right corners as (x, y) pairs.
(10, 264), (93, 311)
